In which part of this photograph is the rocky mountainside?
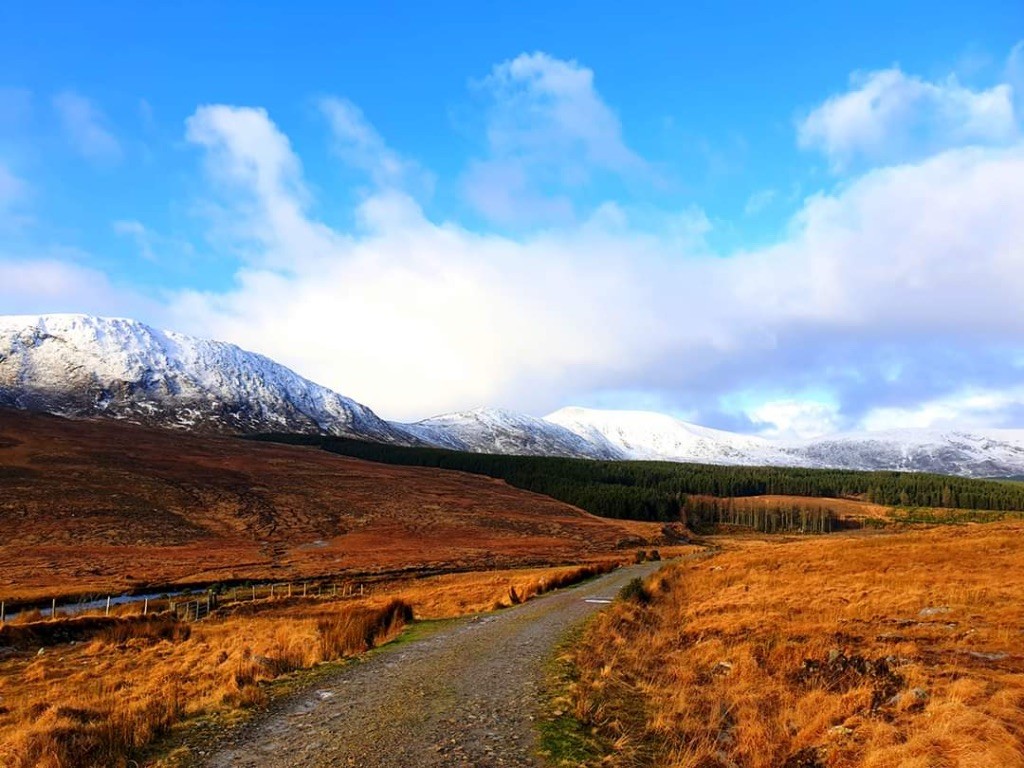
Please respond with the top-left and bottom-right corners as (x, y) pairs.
(400, 407), (624, 459)
(0, 314), (413, 443)
(3, 314), (1024, 477)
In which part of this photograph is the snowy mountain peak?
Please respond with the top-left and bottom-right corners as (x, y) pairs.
(544, 406), (777, 463)
(0, 314), (410, 442)
(401, 406), (622, 459)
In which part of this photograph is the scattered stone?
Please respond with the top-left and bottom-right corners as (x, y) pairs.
(919, 606), (951, 617)
(968, 651), (1008, 662)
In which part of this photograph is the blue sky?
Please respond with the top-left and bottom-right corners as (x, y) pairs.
(2, 2), (1023, 432)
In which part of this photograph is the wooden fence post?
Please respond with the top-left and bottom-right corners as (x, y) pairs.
(303, 582), (307, 597)
(0, 601), (4, 624)
(105, 596), (111, 617)
(288, 584), (292, 598)
(51, 598), (56, 620)
(143, 598), (149, 616)
(271, 584), (275, 599)
(252, 585), (256, 601)
(360, 584), (364, 596)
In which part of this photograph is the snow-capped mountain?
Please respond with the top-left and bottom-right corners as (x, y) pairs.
(401, 407), (624, 459)
(788, 428), (1024, 477)
(3, 314), (1024, 477)
(545, 406), (786, 464)
(0, 314), (413, 443)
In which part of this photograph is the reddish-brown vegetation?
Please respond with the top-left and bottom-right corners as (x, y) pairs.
(0, 408), (661, 603)
(567, 523), (1024, 767)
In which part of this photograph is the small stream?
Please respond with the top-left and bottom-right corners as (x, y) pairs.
(3, 588), (195, 622)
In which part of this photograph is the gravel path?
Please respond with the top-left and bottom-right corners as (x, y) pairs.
(202, 562), (662, 768)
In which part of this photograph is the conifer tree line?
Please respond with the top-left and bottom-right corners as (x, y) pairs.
(255, 435), (1024, 524)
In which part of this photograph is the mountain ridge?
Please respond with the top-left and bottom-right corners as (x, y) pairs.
(3, 313), (1024, 478)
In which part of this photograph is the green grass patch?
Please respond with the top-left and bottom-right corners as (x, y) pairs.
(538, 626), (607, 767)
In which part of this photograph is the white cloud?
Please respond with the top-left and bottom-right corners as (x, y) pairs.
(171, 103), (1024, 424)
(463, 52), (646, 224)
(481, 52), (644, 172)
(749, 399), (841, 440)
(185, 104), (338, 269)
(52, 91), (122, 163)
(798, 67), (1018, 169)
(461, 159), (574, 225)
(0, 256), (152, 317)
(319, 97), (432, 195)
(860, 388), (1024, 432)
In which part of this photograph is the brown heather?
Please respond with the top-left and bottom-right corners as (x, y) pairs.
(568, 523), (1024, 767)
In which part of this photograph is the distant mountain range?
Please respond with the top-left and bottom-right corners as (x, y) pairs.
(3, 314), (1024, 478)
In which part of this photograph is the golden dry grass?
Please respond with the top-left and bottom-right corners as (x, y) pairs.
(568, 524), (1024, 767)
(0, 559), (643, 768)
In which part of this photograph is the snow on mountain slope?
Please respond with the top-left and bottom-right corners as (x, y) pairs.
(0, 314), (414, 442)
(401, 407), (624, 459)
(3, 314), (1024, 478)
(788, 428), (1024, 478)
(544, 406), (788, 464)
(544, 407), (1024, 476)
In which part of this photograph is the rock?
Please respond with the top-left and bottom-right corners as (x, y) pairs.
(712, 661), (733, 676)
(968, 651), (1008, 662)
(918, 606), (951, 617)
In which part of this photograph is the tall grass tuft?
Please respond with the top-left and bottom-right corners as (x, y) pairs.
(317, 599), (413, 660)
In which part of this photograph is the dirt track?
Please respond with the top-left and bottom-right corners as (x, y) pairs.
(202, 562), (662, 767)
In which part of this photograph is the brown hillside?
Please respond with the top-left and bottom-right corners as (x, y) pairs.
(0, 408), (657, 603)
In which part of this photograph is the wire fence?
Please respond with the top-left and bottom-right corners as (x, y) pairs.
(0, 580), (373, 626)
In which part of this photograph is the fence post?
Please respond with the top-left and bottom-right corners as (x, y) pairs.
(207, 595), (211, 616)
(105, 596), (111, 617)
(288, 584), (292, 598)
(252, 585), (256, 601)
(143, 598), (149, 616)
(360, 584), (364, 596)
(271, 584), (275, 599)
(51, 598), (56, 620)
(0, 601), (4, 624)
(303, 582), (307, 597)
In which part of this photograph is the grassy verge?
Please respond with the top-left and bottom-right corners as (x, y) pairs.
(538, 625), (608, 768)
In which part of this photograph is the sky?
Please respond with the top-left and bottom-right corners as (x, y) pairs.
(1, 2), (1023, 436)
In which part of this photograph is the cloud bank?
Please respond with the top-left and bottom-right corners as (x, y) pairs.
(6, 49), (1024, 435)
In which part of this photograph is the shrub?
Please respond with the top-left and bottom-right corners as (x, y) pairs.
(618, 577), (650, 604)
